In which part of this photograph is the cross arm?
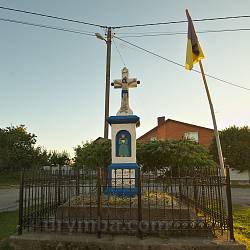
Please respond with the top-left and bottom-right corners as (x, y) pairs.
(127, 78), (139, 88)
(111, 80), (122, 88)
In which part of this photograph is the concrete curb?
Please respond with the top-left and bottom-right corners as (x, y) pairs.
(10, 233), (246, 250)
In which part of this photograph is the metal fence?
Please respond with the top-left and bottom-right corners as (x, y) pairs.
(18, 166), (233, 238)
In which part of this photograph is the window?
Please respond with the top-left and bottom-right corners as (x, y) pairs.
(184, 132), (199, 143)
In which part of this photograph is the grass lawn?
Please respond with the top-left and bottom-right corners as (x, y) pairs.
(233, 205), (250, 249)
(0, 210), (18, 250)
(0, 172), (20, 187)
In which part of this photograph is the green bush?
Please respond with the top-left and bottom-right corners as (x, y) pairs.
(74, 139), (216, 174)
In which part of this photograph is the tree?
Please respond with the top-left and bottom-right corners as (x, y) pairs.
(137, 140), (217, 176)
(0, 125), (37, 170)
(48, 150), (71, 166)
(74, 140), (111, 169)
(209, 126), (250, 182)
(74, 139), (216, 176)
(0, 125), (72, 171)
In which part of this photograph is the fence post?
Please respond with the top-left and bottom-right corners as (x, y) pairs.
(225, 165), (235, 241)
(57, 165), (62, 205)
(97, 167), (102, 238)
(193, 177), (199, 215)
(137, 166), (143, 239)
(18, 171), (24, 235)
(75, 168), (80, 196)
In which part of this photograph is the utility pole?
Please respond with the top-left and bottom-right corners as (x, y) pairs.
(104, 27), (112, 139)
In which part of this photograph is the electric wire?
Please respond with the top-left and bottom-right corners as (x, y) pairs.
(117, 28), (250, 38)
(1, 5), (250, 31)
(114, 36), (250, 91)
(0, 5), (107, 28)
(1, 9), (249, 91)
(113, 15), (250, 29)
(0, 17), (97, 37)
(113, 39), (126, 67)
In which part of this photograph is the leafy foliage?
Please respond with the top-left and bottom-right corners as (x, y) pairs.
(137, 140), (217, 174)
(209, 126), (250, 177)
(48, 150), (71, 166)
(74, 139), (111, 169)
(0, 125), (38, 170)
(0, 125), (71, 171)
(74, 139), (216, 173)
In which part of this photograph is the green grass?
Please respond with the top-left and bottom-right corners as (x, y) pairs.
(0, 210), (18, 240)
(0, 240), (13, 250)
(0, 210), (18, 250)
(233, 206), (250, 249)
(0, 172), (20, 187)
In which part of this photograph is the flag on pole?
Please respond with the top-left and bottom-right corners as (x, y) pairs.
(185, 9), (204, 70)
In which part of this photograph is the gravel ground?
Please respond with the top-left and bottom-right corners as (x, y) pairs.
(231, 187), (250, 207)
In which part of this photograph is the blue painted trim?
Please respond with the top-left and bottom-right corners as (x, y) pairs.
(109, 163), (138, 169)
(115, 130), (131, 157)
(104, 163), (139, 197)
(107, 115), (140, 125)
(122, 89), (128, 97)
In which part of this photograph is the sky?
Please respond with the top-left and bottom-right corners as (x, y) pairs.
(0, 0), (250, 156)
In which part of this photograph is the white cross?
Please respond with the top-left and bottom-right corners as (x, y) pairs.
(112, 67), (140, 116)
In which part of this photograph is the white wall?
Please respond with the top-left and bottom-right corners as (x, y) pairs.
(111, 123), (137, 164)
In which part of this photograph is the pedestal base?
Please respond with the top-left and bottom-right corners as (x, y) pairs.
(104, 163), (138, 197)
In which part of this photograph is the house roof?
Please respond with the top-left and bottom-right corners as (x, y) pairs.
(137, 118), (214, 140)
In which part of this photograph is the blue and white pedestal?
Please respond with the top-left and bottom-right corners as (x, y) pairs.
(105, 115), (140, 197)
(105, 163), (138, 196)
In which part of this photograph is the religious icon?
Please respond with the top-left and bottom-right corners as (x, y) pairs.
(118, 134), (129, 157)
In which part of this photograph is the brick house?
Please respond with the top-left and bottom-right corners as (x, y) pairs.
(138, 116), (214, 147)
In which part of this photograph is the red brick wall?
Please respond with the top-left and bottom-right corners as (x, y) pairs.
(138, 128), (158, 141)
(138, 120), (214, 146)
(164, 121), (213, 146)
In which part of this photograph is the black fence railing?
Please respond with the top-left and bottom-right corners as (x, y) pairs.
(18, 166), (232, 238)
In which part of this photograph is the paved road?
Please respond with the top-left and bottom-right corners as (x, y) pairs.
(0, 187), (249, 212)
(0, 188), (19, 212)
(231, 187), (250, 207)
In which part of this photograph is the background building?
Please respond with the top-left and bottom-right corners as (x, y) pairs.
(138, 116), (249, 183)
(138, 116), (214, 147)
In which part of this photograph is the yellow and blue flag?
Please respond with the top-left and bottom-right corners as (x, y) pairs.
(185, 9), (204, 70)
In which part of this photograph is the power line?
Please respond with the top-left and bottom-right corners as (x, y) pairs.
(117, 28), (250, 38)
(1, 12), (249, 92)
(113, 15), (250, 29)
(0, 17), (97, 37)
(113, 39), (126, 67)
(0, 5), (107, 28)
(114, 36), (250, 91)
(1, 5), (250, 31)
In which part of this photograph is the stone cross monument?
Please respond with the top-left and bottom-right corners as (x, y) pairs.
(105, 67), (140, 196)
(112, 67), (139, 116)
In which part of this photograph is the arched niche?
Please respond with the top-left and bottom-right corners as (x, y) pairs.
(115, 130), (131, 157)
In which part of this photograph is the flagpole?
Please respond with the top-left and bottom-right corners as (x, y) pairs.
(198, 60), (231, 223)
(186, 8), (233, 239)
(198, 60), (225, 176)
